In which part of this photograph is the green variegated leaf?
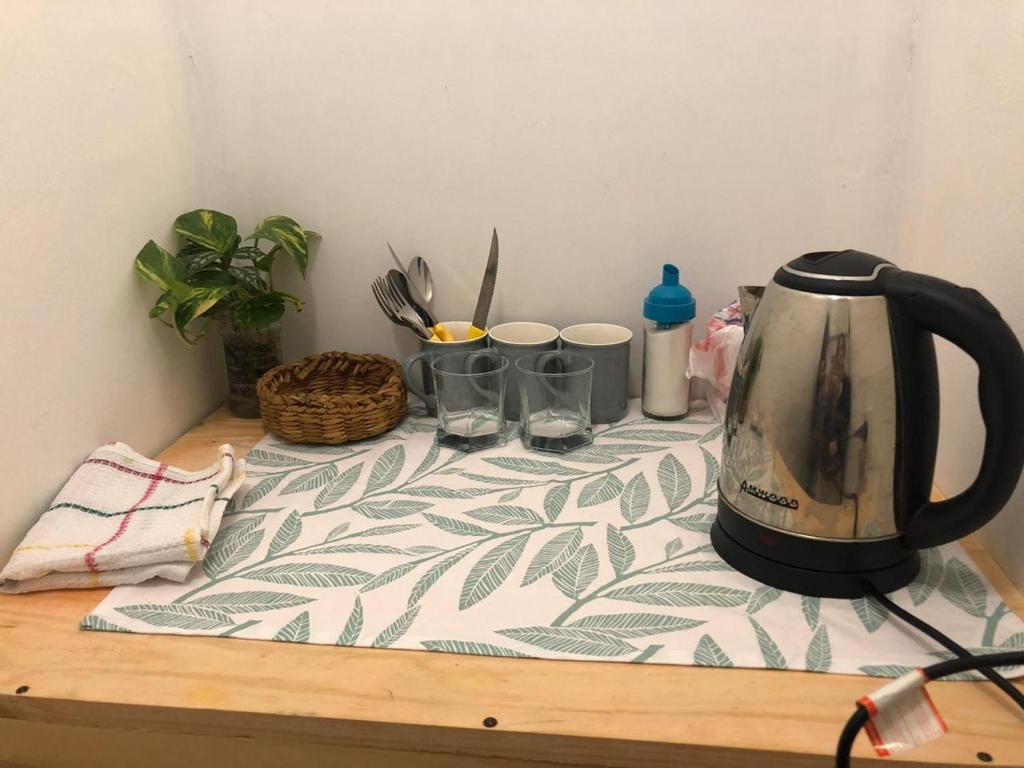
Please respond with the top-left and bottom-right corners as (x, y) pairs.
(749, 618), (787, 669)
(570, 612), (704, 638)
(421, 640), (529, 657)
(172, 287), (233, 344)
(693, 634), (733, 667)
(801, 595), (822, 629)
(408, 550), (472, 607)
(315, 463), (362, 508)
(648, 559), (734, 573)
(938, 557), (988, 617)
(148, 292), (172, 319)
(267, 510), (302, 557)
(460, 533), (531, 609)
(522, 528), (583, 585)
(273, 610), (310, 642)
(806, 625), (832, 671)
(399, 485), (495, 499)
(175, 209), (238, 253)
(605, 582), (750, 607)
(544, 483), (571, 521)
(250, 215), (309, 275)
(909, 547), (943, 606)
(497, 626), (637, 657)
(240, 476), (281, 508)
(245, 563), (372, 588)
(344, 524), (419, 538)
(619, 473), (651, 523)
(80, 616), (131, 632)
(361, 560), (420, 592)
(605, 429), (701, 442)
(859, 664), (917, 678)
(234, 293), (286, 328)
(117, 603), (234, 630)
(189, 590), (312, 614)
(245, 449), (308, 469)
(852, 596), (888, 633)
(669, 513), (714, 533)
(424, 514), (493, 537)
(483, 457), (582, 476)
(353, 499), (431, 519)
(337, 597), (363, 645)
(698, 425), (724, 444)
(366, 445), (405, 492)
(665, 537), (683, 558)
(373, 606), (421, 648)
(657, 453), (692, 508)
(203, 516), (266, 578)
(606, 525), (635, 576)
(135, 240), (190, 299)
(578, 474), (624, 507)
(552, 544), (600, 599)
(701, 448), (720, 494)
(747, 586), (783, 615)
(282, 464), (338, 495)
(464, 505), (544, 525)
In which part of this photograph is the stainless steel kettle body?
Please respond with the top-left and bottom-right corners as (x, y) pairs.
(712, 250), (1024, 597)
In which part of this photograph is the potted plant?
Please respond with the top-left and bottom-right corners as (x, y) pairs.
(134, 209), (318, 418)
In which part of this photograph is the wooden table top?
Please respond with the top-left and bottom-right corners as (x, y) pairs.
(1, 406), (1022, 767)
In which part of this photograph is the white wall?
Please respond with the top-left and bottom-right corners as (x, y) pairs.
(894, 1), (1024, 586)
(0, 1), (225, 565)
(183, 0), (915, 393)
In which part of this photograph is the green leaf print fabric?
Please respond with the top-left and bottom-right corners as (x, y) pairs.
(84, 402), (1024, 678)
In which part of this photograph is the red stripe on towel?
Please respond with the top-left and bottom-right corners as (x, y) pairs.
(84, 463), (167, 572)
(83, 458), (216, 484)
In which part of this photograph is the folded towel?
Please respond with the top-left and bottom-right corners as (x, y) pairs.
(1, 442), (246, 593)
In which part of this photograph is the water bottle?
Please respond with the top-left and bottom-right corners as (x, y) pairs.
(642, 264), (696, 419)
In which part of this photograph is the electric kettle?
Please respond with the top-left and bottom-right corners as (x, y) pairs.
(712, 250), (1024, 597)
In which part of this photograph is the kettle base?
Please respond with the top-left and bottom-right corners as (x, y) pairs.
(711, 500), (921, 598)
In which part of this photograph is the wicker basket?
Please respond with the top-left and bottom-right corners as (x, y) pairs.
(256, 352), (407, 444)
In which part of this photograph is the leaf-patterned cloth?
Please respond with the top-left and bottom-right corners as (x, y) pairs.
(84, 402), (1024, 677)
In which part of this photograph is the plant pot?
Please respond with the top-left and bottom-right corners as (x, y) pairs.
(218, 312), (282, 418)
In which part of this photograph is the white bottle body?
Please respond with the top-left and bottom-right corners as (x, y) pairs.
(642, 319), (693, 419)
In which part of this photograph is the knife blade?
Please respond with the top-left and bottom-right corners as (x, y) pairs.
(468, 228), (499, 339)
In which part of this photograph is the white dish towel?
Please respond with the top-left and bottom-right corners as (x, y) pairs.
(1, 442), (246, 593)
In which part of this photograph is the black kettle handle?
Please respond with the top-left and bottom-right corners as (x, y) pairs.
(884, 271), (1024, 548)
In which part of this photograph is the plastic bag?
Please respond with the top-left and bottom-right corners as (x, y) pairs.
(687, 301), (744, 421)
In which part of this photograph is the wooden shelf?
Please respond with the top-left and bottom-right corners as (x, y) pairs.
(1, 406), (1022, 767)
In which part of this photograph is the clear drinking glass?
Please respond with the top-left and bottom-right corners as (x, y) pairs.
(431, 350), (508, 452)
(517, 351), (594, 453)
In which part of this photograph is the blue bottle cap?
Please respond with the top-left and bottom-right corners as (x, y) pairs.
(643, 264), (695, 324)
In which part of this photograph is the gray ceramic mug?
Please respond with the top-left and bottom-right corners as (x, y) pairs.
(488, 322), (560, 421)
(402, 320), (489, 416)
(559, 323), (633, 424)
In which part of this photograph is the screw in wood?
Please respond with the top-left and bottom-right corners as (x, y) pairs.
(483, 717), (498, 728)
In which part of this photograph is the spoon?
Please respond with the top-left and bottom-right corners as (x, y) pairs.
(407, 256), (434, 314)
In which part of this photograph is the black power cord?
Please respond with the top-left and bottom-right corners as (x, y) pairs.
(835, 651), (1024, 768)
(834, 586), (1024, 768)
(866, 585), (1024, 710)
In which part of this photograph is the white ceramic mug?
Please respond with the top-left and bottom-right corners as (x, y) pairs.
(488, 322), (560, 421)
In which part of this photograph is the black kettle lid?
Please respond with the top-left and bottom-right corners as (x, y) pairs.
(774, 250), (897, 295)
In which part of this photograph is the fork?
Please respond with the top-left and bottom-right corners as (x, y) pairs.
(371, 276), (431, 340)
